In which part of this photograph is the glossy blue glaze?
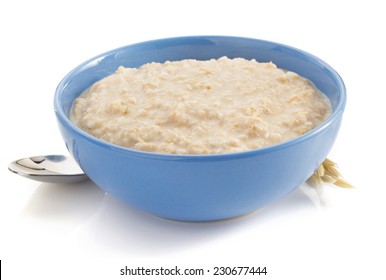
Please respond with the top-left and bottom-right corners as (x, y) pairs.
(54, 36), (346, 221)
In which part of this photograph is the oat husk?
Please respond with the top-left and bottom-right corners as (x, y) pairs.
(307, 158), (353, 188)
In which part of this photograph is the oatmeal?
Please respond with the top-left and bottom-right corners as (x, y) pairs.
(70, 57), (332, 154)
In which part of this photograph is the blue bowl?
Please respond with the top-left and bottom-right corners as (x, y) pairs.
(54, 36), (346, 221)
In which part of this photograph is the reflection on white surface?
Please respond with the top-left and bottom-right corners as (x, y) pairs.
(19, 181), (105, 235)
(17, 179), (325, 257)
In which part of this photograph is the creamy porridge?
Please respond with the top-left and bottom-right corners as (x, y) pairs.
(70, 57), (332, 154)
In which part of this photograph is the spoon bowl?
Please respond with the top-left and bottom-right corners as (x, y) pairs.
(8, 155), (88, 184)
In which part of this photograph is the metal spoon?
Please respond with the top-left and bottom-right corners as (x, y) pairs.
(8, 155), (88, 184)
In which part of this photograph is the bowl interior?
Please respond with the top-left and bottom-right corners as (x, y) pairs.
(57, 36), (345, 121)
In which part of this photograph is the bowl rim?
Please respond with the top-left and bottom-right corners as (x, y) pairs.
(54, 35), (346, 161)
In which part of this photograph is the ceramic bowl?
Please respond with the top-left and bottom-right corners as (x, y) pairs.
(54, 36), (346, 221)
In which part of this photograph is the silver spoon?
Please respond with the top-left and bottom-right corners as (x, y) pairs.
(8, 155), (88, 184)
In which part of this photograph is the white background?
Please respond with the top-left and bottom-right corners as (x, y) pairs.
(1, 0), (385, 279)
